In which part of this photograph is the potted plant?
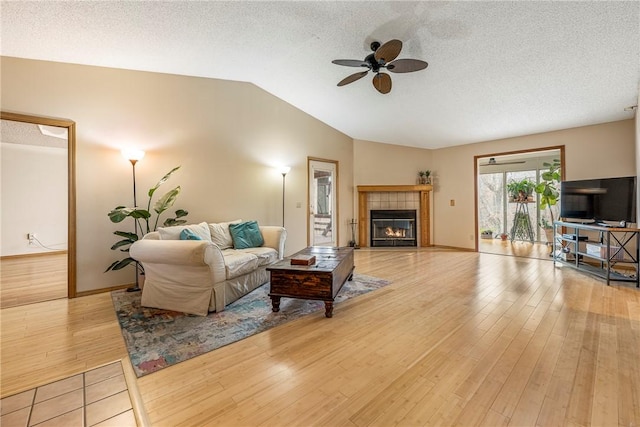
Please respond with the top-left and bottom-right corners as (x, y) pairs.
(417, 170), (432, 185)
(507, 178), (536, 202)
(481, 229), (494, 239)
(105, 166), (189, 277)
(535, 159), (561, 244)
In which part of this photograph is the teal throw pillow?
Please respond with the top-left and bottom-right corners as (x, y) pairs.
(229, 221), (264, 249)
(180, 228), (202, 240)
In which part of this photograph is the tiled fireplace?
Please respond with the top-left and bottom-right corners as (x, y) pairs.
(370, 209), (417, 247)
(357, 185), (432, 248)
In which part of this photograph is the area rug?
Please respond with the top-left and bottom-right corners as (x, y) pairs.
(111, 273), (390, 377)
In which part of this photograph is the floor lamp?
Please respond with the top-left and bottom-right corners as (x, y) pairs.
(279, 166), (290, 227)
(122, 148), (145, 292)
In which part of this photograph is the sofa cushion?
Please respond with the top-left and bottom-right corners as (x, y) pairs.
(239, 247), (278, 266)
(180, 229), (202, 240)
(158, 222), (211, 242)
(208, 219), (242, 249)
(221, 249), (260, 280)
(229, 221), (264, 249)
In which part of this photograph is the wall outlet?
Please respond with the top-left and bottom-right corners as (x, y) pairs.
(27, 233), (36, 245)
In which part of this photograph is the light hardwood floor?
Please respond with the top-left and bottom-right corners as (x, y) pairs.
(478, 238), (553, 261)
(1, 248), (639, 426)
(0, 253), (67, 309)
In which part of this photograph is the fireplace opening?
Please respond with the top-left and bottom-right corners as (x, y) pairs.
(370, 210), (417, 247)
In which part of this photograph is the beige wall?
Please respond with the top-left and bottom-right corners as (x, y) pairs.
(353, 139), (433, 186)
(636, 89), (640, 224)
(432, 120), (636, 249)
(1, 143), (67, 256)
(1, 57), (353, 293)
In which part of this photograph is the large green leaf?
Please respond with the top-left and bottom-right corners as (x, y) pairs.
(130, 209), (152, 220)
(108, 207), (151, 222)
(163, 218), (188, 227)
(153, 187), (181, 215)
(110, 239), (132, 251)
(114, 231), (139, 240)
(148, 166), (180, 198)
(108, 207), (134, 223)
(104, 257), (136, 272)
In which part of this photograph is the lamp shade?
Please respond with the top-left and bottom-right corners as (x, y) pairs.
(279, 166), (291, 175)
(121, 148), (145, 162)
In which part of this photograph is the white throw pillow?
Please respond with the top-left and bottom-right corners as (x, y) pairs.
(208, 219), (242, 249)
(158, 222), (212, 241)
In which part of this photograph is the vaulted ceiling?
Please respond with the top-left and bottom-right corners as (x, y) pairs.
(1, 1), (638, 149)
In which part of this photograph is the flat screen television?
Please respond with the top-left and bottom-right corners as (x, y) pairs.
(560, 176), (637, 224)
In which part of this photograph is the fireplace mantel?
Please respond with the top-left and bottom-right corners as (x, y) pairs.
(357, 185), (432, 247)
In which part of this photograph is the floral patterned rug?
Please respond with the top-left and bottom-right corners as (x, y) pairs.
(111, 273), (390, 377)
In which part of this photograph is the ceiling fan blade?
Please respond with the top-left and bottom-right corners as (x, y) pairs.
(374, 39), (402, 63)
(337, 71), (369, 87)
(332, 59), (370, 68)
(386, 58), (429, 73)
(480, 159), (527, 166)
(372, 73), (391, 94)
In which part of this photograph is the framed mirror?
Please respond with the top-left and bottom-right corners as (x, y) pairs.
(1, 111), (76, 306)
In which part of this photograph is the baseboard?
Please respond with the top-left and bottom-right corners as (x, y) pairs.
(432, 245), (475, 252)
(75, 283), (131, 297)
(1, 250), (67, 260)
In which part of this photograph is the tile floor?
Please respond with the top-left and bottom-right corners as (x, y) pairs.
(0, 361), (137, 427)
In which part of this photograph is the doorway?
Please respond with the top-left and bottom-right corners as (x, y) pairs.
(475, 147), (564, 260)
(0, 112), (76, 308)
(308, 158), (338, 247)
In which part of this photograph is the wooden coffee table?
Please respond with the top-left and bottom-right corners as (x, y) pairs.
(266, 246), (355, 318)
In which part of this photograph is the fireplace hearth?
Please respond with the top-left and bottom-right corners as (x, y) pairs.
(370, 210), (417, 247)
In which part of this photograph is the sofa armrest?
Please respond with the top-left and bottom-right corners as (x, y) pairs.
(260, 226), (287, 259)
(130, 239), (226, 283)
(142, 231), (160, 240)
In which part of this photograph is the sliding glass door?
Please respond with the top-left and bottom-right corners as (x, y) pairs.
(478, 173), (505, 237)
(479, 170), (542, 241)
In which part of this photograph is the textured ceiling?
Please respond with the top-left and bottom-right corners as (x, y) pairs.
(1, 120), (68, 149)
(1, 1), (638, 149)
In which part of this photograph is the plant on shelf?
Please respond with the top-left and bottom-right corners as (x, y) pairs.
(507, 178), (536, 202)
(105, 166), (189, 275)
(418, 170), (432, 185)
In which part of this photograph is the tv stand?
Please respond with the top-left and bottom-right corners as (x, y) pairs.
(553, 221), (639, 287)
(596, 222), (614, 228)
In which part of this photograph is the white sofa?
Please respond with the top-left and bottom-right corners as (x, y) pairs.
(129, 221), (286, 316)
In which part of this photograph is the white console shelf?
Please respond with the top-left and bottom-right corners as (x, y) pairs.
(553, 221), (639, 287)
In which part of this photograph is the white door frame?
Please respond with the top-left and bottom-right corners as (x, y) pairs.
(308, 158), (338, 247)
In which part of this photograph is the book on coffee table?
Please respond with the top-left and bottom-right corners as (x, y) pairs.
(290, 255), (316, 266)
